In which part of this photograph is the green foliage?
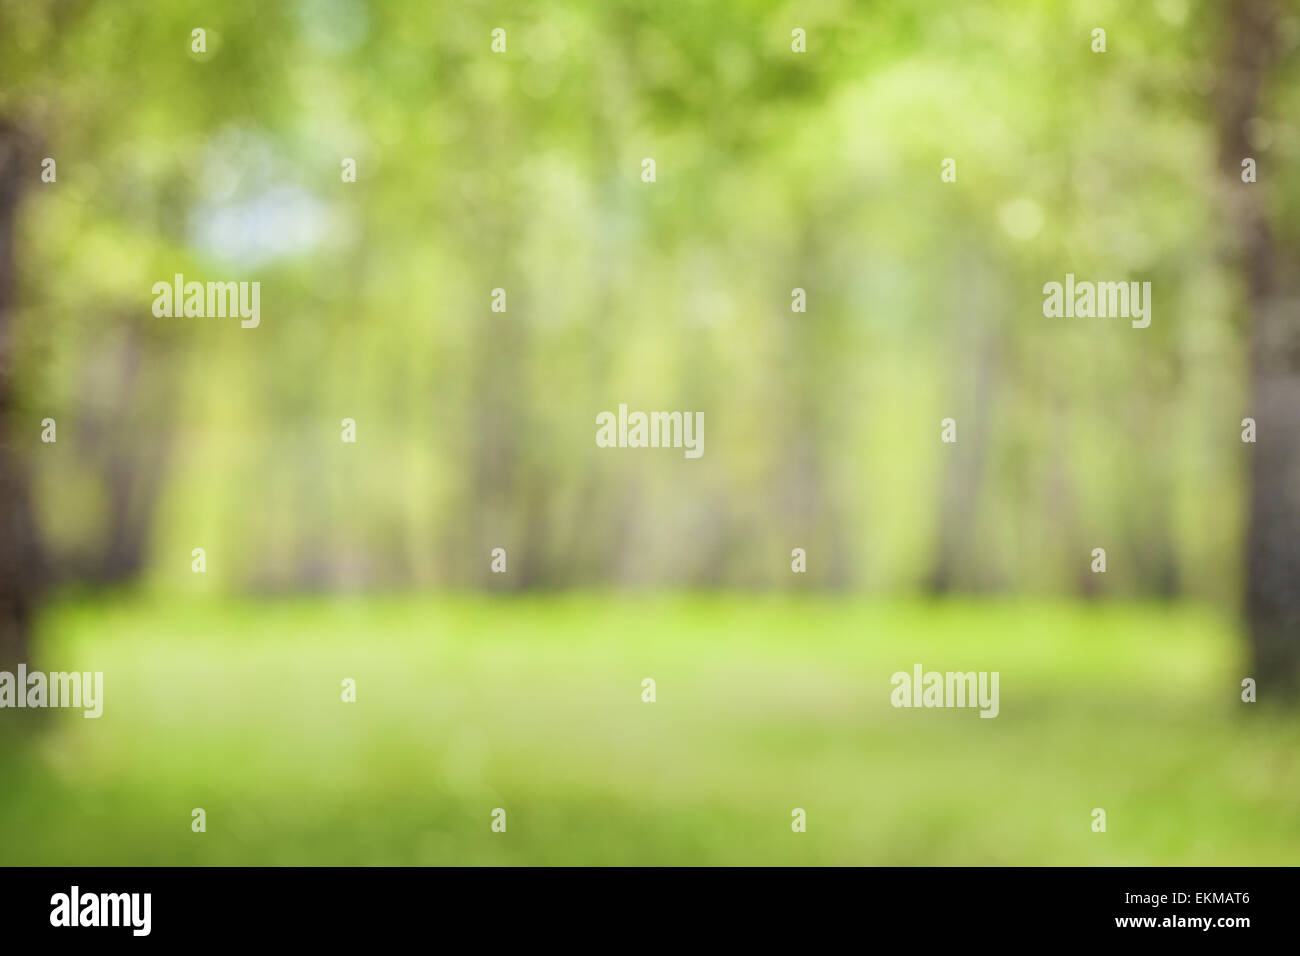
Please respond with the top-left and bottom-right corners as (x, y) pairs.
(1, 595), (1296, 865)
(2, 2), (1291, 596)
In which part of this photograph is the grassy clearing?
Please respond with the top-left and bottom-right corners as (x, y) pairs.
(1, 594), (1295, 865)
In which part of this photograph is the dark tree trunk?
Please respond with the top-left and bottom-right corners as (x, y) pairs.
(1216, 0), (1300, 694)
(0, 121), (44, 670)
(70, 322), (175, 585)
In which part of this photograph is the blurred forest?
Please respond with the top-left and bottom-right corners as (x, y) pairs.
(0, 1), (1297, 669)
(4, 0), (1300, 869)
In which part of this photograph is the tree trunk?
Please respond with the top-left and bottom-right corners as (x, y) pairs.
(1216, 0), (1300, 694)
(0, 120), (44, 670)
(927, 317), (997, 594)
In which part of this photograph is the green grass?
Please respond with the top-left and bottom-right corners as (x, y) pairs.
(1, 594), (1297, 865)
